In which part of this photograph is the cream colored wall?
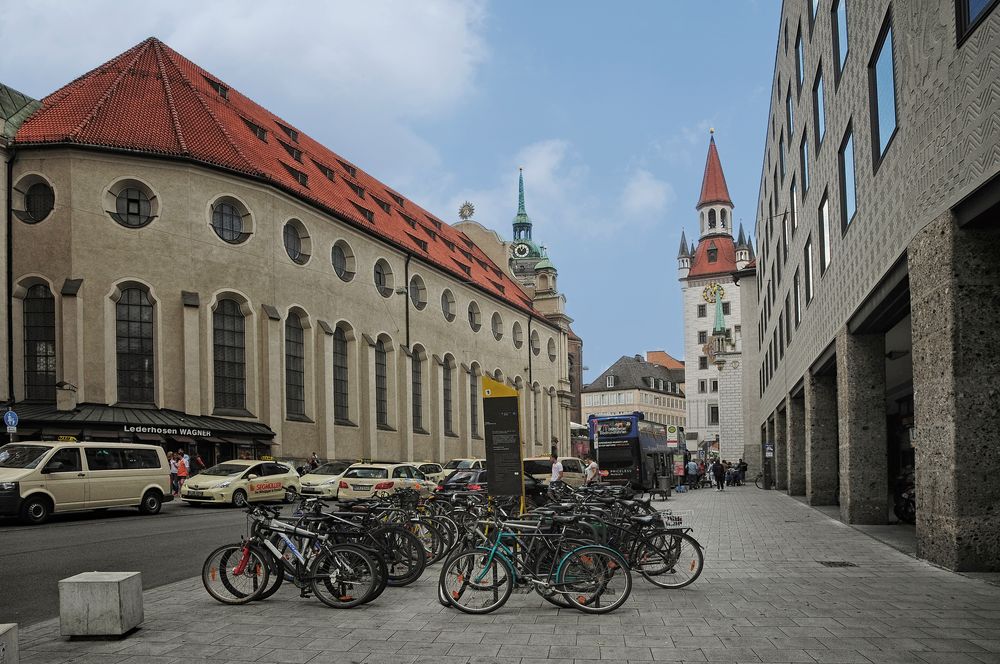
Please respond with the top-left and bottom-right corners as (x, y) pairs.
(10, 148), (569, 460)
(581, 388), (686, 427)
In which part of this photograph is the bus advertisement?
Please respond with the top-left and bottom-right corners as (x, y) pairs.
(587, 412), (684, 490)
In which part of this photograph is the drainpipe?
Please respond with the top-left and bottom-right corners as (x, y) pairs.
(5, 147), (15, 404)
(403, 253), (411, 348)
(527, 313), (533, 385)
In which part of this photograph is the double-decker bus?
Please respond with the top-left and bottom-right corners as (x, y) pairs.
(587, 412), (679, 489)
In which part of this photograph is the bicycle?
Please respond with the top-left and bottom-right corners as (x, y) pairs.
(753, 472), (774, 489)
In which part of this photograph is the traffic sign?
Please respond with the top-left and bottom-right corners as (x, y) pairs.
(3, 411), (18, 428)
(764, 442), (775, 458)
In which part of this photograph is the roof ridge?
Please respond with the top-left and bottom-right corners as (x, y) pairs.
(157, 42), (259, 175)
(68, 42), (148, 141)
(152, 40), (188, 154)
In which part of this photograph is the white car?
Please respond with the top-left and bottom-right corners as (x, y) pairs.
(416, 462), (447, 483)
(300, 460), (354, 499)
(336, 463), (436, 501)
(180, 460), (300, 507)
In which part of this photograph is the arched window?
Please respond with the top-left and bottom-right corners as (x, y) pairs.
(708, 209), (717, 228)
(412, 351), (423, 432)
(533, 387), (541, 444)
(333, 327), (350, 422)
(116, 287), (154, 403)
(469, 369), (479, 437)
(375, 339), (388, 427)
(443, 360), (454, 436)
(213, 299), (246, 410)
(285, 313), (305, 416)
(23, 284), (56, 401)
(720, 208), (728, 228)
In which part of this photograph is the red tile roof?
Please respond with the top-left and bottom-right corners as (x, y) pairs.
(645, 351), (684, 370)
(687, 234), (737, 279)
(15, 38), (541, 318)
(697, 136), (733, 209)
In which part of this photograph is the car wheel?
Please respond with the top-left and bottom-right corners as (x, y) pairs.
(232, 490), (249, 508)
(283, 487), (298, 504)
(139, 490), (163, 515)
(20, 495), (52, 525)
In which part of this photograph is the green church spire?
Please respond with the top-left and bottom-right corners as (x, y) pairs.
(513, 167), (532, 240)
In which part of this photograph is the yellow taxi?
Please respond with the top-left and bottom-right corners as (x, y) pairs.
(336, 462), (436, 501)
(180, 459), (300, 507)
(299, 460), (354, 499)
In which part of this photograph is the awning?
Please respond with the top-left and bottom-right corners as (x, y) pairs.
(134, 432), (165, 442)
(171, 435), (197, 444)
(199, 436), (225, 443)
(43, 428), (83, 438)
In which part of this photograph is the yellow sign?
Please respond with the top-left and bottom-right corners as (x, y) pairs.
(259, 455), (274, 461)
(57, 435), (77, 442)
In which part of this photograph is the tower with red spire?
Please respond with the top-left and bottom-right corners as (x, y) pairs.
(677, 131), (746, 463)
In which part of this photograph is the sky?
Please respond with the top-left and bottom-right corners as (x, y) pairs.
(0, 0), (780, 384)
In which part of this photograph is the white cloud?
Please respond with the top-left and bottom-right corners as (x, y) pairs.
(0, 0), (489, 185)
(620, 169), (674, 219)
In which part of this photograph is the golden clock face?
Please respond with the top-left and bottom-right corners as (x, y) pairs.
(702, 282), (725, 303)
(513, 243), (530, 258)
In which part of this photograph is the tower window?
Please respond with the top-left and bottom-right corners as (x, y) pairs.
(707, 247), (718, 263)
(697, 304), (707, 318)
(708, 209), (717, 228)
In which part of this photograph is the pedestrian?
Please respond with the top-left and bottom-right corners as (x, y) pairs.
(168, 452), (179, 495)
(712, 458), (726, 491)
(738, 458), (748, 485)
(686, 458), (699, 489)
(191, 452), (205, 477)
(549, 453), (564, 485)
(309, 452), (320, 470)
(583, 455), (600, 485)
(176, 450), (189, 488)
(697, 459), (706, 487)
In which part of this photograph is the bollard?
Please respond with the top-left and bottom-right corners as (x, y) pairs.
(0, 623), (17, 664)
(59, 572), (143, 637)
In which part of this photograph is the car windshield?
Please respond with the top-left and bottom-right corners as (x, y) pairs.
(444, 459), (475, 469)
(343, 467), (387, 479)
(523, 460), (553, 475)
(201, 463), (249, 476)
(444, 470), (479, 484)
(311, 462), (350, 475)
(0, 444), (52, 469)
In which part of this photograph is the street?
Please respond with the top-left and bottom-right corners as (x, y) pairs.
(0, 500), (249, 626)
(13, 487), (1000, 664)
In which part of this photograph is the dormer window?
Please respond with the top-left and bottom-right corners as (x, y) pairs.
(606, 375), (615, 388)
(275, 122), (298, 143)
(337, 160), (357, 177)
(707, 241), (718, 263)
(203, 76), (228, 99)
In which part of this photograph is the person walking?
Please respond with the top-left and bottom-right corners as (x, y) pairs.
(309, 452), (320, 470)
(584, 455), (600, 485)
(738, 458), (748, 485)
(168, 452), (179, 495)
(712, 458), (726, 491)
(176, 450), (189, 489)
(686, 459), (699, 490)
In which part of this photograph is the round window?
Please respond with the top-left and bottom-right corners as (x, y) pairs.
(114, 187), (153, 228)
(468, 301), (482, 332)
(23, 182), (55, 222)
(491, 312), (503, 341)
(211, 201), (247, 243)
(331, 241), (355, 281)
(283, 222), (307, 264)
(530, 330), (540, 356)
(512, 321), (523, 349)
(547, 337), (557, 362)
(374, 259), (393, 297)
(441, 289), (456, 322)
(409, 275), (427, 310)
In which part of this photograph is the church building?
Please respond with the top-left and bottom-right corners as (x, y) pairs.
(677, 133), (752, 461)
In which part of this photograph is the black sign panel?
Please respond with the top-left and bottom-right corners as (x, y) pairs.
(483, 378), (524, 498)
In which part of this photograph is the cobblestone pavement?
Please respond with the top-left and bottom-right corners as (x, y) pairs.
(16, 487), (1000, 664)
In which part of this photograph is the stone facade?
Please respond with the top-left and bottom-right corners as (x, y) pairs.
(582, 354), (685, 428)
(741, 0), (1000, 569)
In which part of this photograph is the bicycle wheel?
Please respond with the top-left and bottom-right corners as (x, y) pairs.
(754, 474), (764, 489)
(202, 543), (271, 605)
(310, 543), (378, 608)
(639, 531), (704, 589)
(556, 545), (632, 614)
(407, 518), (447, 566)
(532, 545), (572, 608)
(440, 549), (514, 615)
(370, 525), (426, 586)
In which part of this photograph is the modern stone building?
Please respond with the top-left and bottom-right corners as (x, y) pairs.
(677, 135), (752, 462)
(1, 38), (570, 465)
(742, 0), (1000, 570)
(581, 354), (685, 428)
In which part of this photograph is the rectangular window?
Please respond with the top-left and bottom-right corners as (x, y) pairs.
(804, 236), (815, 303)
(778, 312), (785, 358)
(870, 12), (898, 161)
(794, 269), (802, 325)
(790, 178), (798, 231)
(698, 331), (708, 344)
(796, 27), (805, 90)
(699, 356), (708, 370)
(606, 376), (614, 388)
(786, 85), (794, 137)
(819, 193), (831, 272)
(697, 304), (707, 318)
(411, 355), (423, 432)
(722, 302), (731, 315)
(698, 380), (707, 393)
(839, 125), (857, 229)
(375, 341), (388, 427)
(781, 212), (789, 261)
(776, 242), (783, 284)
(833, 0), (849, 78)
(813, 66), (826, 146)
(470, 371), (479, 437)
(779, 133), (786, 180)
(785, 295), (793, 344)
(800, 135), (810, 193)
(333, 328), (350, 423)
(711, 380), (718, 393)
(443, 363), (454, 436)
(709, 404), (719, 425)
(958, 0), (999, 42)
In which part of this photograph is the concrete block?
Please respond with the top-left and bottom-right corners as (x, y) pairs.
(59, 572), (143, 637)
(0, 623), (17, 664)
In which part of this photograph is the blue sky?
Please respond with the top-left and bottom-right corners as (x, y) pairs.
(0, 0), (780, 383)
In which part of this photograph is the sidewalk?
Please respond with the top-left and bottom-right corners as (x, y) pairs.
(16, 487), (1000, 664)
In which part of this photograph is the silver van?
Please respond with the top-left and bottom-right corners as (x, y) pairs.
(0, 441), (173, 524)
